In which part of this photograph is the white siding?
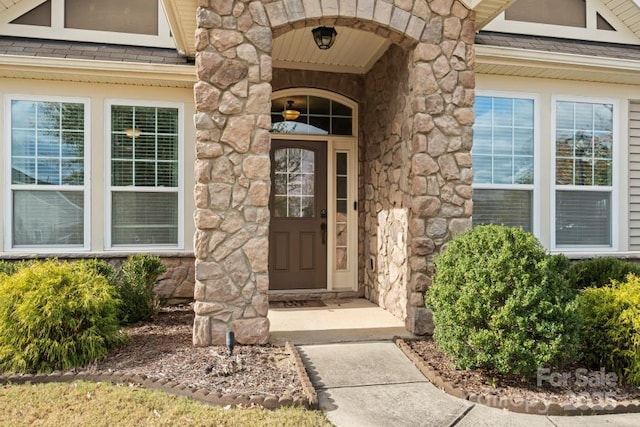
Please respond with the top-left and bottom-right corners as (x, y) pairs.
(629, 100), (640, 249)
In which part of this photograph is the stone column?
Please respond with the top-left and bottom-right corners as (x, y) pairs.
(192, 0), (273, 346)
(406, 0), (476, 334)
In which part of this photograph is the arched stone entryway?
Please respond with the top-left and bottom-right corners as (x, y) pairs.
(192, 0), (475, 346)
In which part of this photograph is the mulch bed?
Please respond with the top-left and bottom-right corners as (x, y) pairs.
(0, 307), (317, 410)
(397, 337), (640, 415)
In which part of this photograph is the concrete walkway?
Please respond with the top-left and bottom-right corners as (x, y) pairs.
(298, 342), (640, 427)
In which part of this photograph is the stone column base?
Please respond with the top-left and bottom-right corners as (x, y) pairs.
(193, 316), (270, 346)
(405, 306), (434, 335)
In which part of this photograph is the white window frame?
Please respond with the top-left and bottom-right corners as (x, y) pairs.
(472, 91), (541, 237)
(0, 0), (174, 48)
(104, 99), (184, 251)
(551, 95), (619, 252)
(3, 94), (91, 252)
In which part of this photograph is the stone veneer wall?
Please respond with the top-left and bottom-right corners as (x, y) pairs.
(193, 0), (475, 343)
(0, 255), (195, 305)
(361, 1), (475, 334)
(192, 0), (273, 345)
(361, 45), (412, 321)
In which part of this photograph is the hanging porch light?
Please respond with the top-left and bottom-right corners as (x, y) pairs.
(312, 26), (337, 50)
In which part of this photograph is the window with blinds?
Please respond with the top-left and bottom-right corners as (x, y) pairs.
(472, 95), (535, 232)
(9, 98), (88, 248)
(109, 104), (180, 247)
(555, 100), (614, 247)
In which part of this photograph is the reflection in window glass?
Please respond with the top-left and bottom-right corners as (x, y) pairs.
(271, 95), (353, 135)
(10, 99), (86, 248)
(273, 148), (315, 218)
(555, 101), (613, 186)
(472, 95), (535, 231)
(110, 104), (180, 246)
(335, 152), (348, 270)
(555, 101), (613, 248)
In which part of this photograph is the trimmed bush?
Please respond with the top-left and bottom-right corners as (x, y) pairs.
(0, 260), (124, 373)
(81, 258), (118, 286)
(577, 275), (640, 385)
(0, 261), (18, 276)
(115, 254), (166, 324)
(425, 225), (580, 377)
(567, 257), (640, 289)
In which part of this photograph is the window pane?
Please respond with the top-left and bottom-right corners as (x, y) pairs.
(110, 105), (179, 189)
(112, 161), (133, 186)
(12, 158), (35, 184)
(473, 96), (534, 185)
(514, 128), (534, 156)
(13, 190), (84, 246)
(112, 192), (178, 245)
(272, 148), (315, 218)
(555, 101), (613, 187)
(514, 99), (534, 127)
(270, 95), (353, 135)
(556, 102), (574, 129)
(11, 100), (85, 188)
(12, 129), (35, 157)
(556, 191), (611, 246)
(11, 100), (36, 128)
(62, 131), (84, 157)
(474, 97), (492, 127)
(472, 155), (492, 184)
(514, 157), (533, 184)
(473, 189), (532, 232)
(594, 104), (613, 131)
(493, 98), (513, 127)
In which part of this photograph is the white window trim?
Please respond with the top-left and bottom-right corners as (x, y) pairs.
(0, 0), (174, 49)
(550, 95), (619, 252)
(3, 94), (91, 252)
(104, 99), (184, 251)
(472, 91), (541, 238)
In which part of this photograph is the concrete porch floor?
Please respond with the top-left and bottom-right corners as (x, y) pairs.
(268, 298), (416, 345)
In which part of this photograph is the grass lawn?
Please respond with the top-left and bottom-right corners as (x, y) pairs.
(0, 381), (331, 427)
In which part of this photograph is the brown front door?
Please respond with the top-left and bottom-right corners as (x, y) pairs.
(269, 140), (327, 290)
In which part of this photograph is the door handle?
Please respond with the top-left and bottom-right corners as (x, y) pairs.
(320, 222), (327, 244)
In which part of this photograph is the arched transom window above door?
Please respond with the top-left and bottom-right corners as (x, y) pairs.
(271, 95), (354, 136)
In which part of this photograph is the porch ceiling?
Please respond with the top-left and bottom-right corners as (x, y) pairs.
(273, 26), (392, 75)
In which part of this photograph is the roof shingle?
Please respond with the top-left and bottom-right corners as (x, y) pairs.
(0, 36), (192, 65)
(476, 31), (640, 61)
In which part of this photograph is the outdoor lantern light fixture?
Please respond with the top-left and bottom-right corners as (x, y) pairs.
(312, 26), (337, 50)
(282, 100), (300, 121)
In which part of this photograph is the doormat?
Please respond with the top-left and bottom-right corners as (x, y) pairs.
(269, 300), (327, 308)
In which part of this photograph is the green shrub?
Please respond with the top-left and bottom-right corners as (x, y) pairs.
(577, 275), (640, 385)
(0, 260), (124, 373)
(115, 254), (166, 324)
(0, 261), (18, 276)
(425, 225), (580, 378)
(567, 257), (640, 289)
(80, 259), (118, 286)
